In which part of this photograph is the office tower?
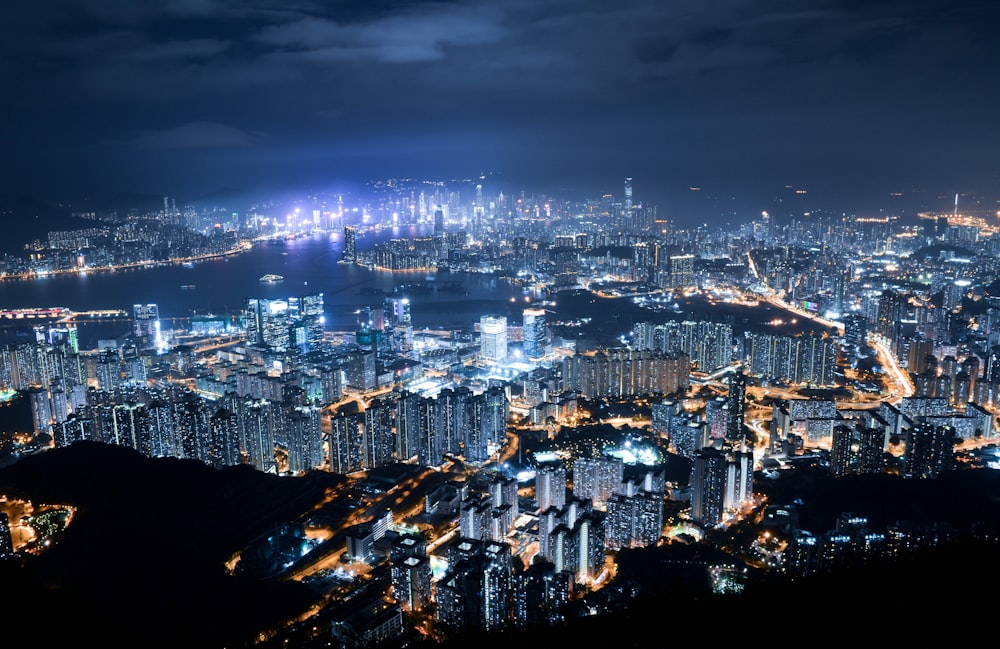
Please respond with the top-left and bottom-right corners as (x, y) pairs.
(479, 315), (508, 362)
(668, 253), (695, 288)
(572, 456), (623, 506)
(522, 308), (548, 360)
(246, 297), (291, 351)
(342, 225), (357, 263)
(344, 349), (376, 391)
(383, 297), (413, 353)
(132, 303), (160, 344)
(296, 293), (325, 352)
(535, 463), (567, 513)
(624, 177), (633, 212)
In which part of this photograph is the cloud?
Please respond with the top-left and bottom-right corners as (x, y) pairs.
(118, 121), (264, 149)
(256, 4), (506, 63)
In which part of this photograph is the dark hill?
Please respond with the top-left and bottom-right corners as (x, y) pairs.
(0, 441), (347, 648)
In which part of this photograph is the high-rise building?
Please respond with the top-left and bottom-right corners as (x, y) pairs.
(903, 422), (956, 479)
(522, 308), (548, 360)
(535, 463), (567, 513)
(830, 422), (885, 477)
(726, 369), (748, 443)
(480, 315), (508, 363)
(133, 304), (160, 343)
(342, 225), (358, 264)
(572, 456), (623, 506)
(690, 446), (728, 527)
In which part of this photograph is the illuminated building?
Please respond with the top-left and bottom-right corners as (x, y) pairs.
(383, 297), (413, 353)
(363, 397), (396, 469)
(284, 405), (324, 473)
(690, 447), (728, 527)
(328, 409), (365, 474)
(512, 559), (571, 627)
(342, 225), (357, 263)
(132, 303), (160, 343)
(668, 253), (695, 288)
(345, 349), (377, 391)
(534, 463), (567, 513)
(391, 554), (433, 612)
(436, 386), (471, 457)
(28, 385), (53, 435)
(244, 297), (290, 351)
(606, 490), (664, 549)
(207, 406), (241, 470)
(572, 456), (623, 506)
(479, 315), (508, 362)
(830, 422), (885, 477)
(903, 421), (956, 479)
(436, 538), (513, 634)
(522, 308), (548, 360)
(726, 368), (748, 443)
(560, 348), (690, 398)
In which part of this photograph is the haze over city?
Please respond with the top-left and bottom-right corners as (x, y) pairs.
(4, 0), (999, 226)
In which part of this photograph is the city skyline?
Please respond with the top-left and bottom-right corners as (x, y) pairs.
(4, 1), (999, 227)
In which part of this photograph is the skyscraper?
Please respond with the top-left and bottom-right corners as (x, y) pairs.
(342, 225), (357, 264)
(522, 308), (547, 360)
(480, 315), (508, 363)
(133, 303), (160, 344)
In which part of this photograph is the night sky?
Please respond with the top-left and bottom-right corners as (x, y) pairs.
(3, 1), (999, 226)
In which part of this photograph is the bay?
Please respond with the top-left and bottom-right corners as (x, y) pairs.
(0, 226), (529, 347)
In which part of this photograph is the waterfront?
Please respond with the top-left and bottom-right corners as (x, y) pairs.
(0, 228), (529, 345)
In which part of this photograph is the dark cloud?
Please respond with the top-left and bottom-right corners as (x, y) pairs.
(1, 0), (998, 221)
(114, 121), (265, 150)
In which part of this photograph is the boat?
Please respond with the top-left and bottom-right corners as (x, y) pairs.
(259, 274), (284, 282)
(181, 284), (196, 290)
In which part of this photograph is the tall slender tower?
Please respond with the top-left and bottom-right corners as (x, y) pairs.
(342, 225), (357, 264)
(624, 177), (633, 211)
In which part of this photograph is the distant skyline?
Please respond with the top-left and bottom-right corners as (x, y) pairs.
(3, 1), (999, 226)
